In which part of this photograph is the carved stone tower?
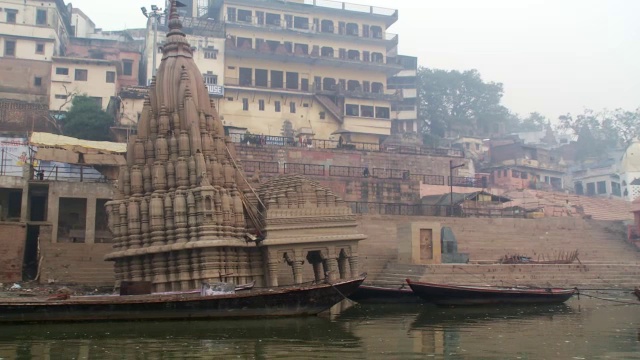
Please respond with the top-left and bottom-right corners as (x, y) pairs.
(105, 1), (365, 291)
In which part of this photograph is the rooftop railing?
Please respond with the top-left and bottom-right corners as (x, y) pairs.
(302, 0), (398, 17)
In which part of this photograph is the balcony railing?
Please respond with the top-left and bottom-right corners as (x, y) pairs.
(448, 176), (489, 188)
(229, 133), (464, 158)
(284, 163), (325, 176)
(345, 202), (527, 218)
(302, 0), (398, 17)
(242, 160), (279, 174)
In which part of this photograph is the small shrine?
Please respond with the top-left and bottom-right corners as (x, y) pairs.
(105, 1), (365, 291)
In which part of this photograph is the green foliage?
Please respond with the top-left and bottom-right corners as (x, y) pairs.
(558, 108), (640, 147)
(61, 96), (114, 141)
(417, 68), (510, 138)
(512, 112), (549, 132)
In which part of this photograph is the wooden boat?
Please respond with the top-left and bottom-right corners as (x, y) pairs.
(634, 288), (640, 301)
(0, 275), (365, 323)
(406, 279), (575, 306)
(347, 284), (421, 304)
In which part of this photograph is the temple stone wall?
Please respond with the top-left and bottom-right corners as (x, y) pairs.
(21, 215), (640, 287)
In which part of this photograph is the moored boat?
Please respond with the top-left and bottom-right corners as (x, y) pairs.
(0, 275), (366, 323)
(634, 288), (640, 301)
(406, 279), (575, 306)
(348, 284), (421, 304)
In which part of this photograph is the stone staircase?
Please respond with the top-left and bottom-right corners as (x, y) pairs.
(358, 215), (640, 289)
(314, 94), (343, 123)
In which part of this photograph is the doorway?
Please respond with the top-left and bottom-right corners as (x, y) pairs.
(23, 225), (39, 280)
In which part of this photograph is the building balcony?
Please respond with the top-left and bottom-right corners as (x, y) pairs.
(225, 44), (403, 75)
(225, 17), (398, 50)
(216, 0), (399, 27)
(224, 77), (400, 101)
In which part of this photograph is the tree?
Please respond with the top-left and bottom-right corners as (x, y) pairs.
(417, 68), (509, 139)
(60, 95), (114, 141)
(512, 112), (548, 132)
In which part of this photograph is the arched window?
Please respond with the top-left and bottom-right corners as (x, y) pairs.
(320, 20), (334, 33)
(371, 82), (384, 93)
(347, 50), (360, 61)
(346, 23), (358, 36)
(321, 46), (334, 57)
(371, 52), (384, 63)
(370, 25), (383, 39)
(347, 80), (360, 91)
(323, 77), (336, 91)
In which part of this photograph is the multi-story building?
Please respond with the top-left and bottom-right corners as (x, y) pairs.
(0, 0), (71, 104)
(49, 56), (119, 111)
(388, 55), (418, 135)
(212, 0), (402, 143)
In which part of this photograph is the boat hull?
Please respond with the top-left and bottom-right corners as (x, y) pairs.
(406, 279), (575, 306)
(348, 285), (421, 304)
(0, 276), (365, 323)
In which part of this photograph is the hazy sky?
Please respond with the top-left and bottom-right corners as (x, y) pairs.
(72, 0), (640, 121)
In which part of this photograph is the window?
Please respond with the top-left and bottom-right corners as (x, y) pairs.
(275, 101), (281, 112)
(586, 182), (596, 196)
(266, 13), (280, 26)
(286, 72), (298, 90)
(36, 9), (47, 25)
(375, 106), (390, 119)
(204, 74), (217, 85)
(204, 49), (217, 59)
(239, 67), (252, 86)
(255, 69), (268, 87)
(319, 111), (326, 120)
(34, 77), (42, 86)
(597, 181), (607, 194)
(227, 7), (237, 22)
(36, 43), (45, 54)
(237, 9), (252, 23)
(290, 102), (296, 113)
(345, 104), (359, 116)
(122, 60), (133, 76)
(242, 98), (249, 111)
(259, 99), (265, 111)
(56, 67), (69, 75)
(293, 16), (309, 29)
(75, 69), (88, 81)
(106, 71), (116, 83)
(4, 40), (16, 56)
(6, 10), (17, 24)
(301, 78), (309, 92)
(55, 94), (67, 99)
(270, 70), (283, 88)
(361, 105), (374, 117)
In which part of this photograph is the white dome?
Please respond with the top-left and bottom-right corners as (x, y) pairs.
(620, 141), (640, 173)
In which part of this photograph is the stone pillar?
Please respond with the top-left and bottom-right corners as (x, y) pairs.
(337, 256), (347, 280)
(348, 256), (360, 278)
(312, 260), (323, 282)
(266, 252), (279, 287)
(323, 258), (338, 282)
(84, 197), (97, 244)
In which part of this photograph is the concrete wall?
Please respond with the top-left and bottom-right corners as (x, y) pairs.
(46, 181), (114, 243)
(0, 222), (26, 282)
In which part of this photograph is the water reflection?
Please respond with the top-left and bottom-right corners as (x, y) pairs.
(0, 317), (361, 359)
(0, 299), (637, 359)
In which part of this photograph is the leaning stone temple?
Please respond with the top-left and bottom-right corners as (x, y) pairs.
(105, 1), (365, 292)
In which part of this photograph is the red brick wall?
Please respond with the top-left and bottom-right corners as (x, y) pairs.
(0, 222), (26, 282)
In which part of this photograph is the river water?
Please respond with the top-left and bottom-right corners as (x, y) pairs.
(0, 295), (638, 359)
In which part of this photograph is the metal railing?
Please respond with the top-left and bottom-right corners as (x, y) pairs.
(448, 176), (489, 188)
(410, 174), (446, 186)
(329, 165), (365, 177)
(230, 134), (464, 158)
(345, 202), (528, 218)
(284, 163), (325, 176)
(31, 164), (107, 183)
(242, 161), (279, 174)
(372, 168), (410, 180)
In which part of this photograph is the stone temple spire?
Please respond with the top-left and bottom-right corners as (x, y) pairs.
(105, 0), (252, 292)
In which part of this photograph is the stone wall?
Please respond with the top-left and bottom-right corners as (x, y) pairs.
(236, 144), (468, 180)
(39, 241), (115, 286)
(0, 222), (26, 282)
